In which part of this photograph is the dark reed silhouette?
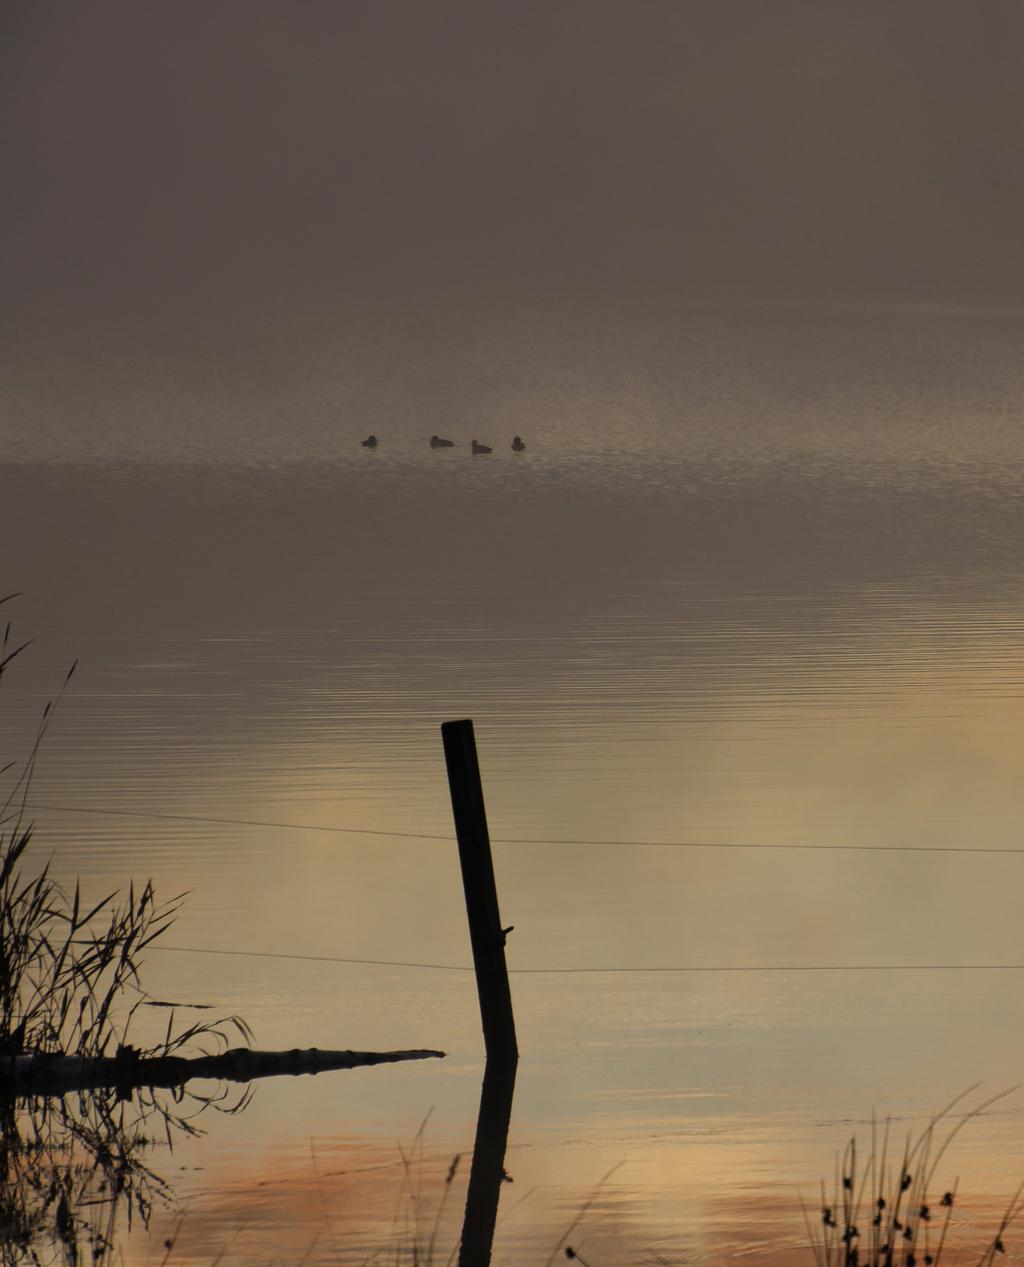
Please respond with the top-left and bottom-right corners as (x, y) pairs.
(0, 607), (251, 1066)
(805, 1083), (1024, 1267)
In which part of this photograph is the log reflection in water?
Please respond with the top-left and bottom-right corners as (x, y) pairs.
(0, 1080), (251, 1266)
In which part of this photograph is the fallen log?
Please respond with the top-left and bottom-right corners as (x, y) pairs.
(2, 1046), (446, 1097)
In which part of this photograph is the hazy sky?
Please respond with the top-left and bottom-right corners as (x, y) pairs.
(3, 0), (1023, 364)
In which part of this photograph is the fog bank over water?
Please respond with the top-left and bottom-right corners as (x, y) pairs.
(3, 1), (1024, 375)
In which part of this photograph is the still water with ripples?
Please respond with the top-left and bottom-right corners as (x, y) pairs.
(4, 303), (1024, 1263)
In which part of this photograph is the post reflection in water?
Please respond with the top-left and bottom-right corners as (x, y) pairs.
(459, 1058), (518, 1267)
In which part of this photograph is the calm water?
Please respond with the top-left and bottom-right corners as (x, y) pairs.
(5, 303), (1024, 1263)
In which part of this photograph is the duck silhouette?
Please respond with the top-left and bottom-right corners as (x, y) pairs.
(430, 435), (455, 448)
(511, 435), (526, 451)
(361, 435), (378, 448)
(471, 440), (493, 454)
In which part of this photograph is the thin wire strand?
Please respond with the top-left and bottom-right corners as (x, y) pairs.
(150, 943), (1024, 975)
(28, 802), (453, 841)
(155, 944), (474, 973)
(25, 801), (1024, 855)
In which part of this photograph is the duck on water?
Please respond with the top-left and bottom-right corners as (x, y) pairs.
(362, 435), (525, 452)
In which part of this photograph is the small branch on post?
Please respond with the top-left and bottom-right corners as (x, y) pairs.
(441, 719), (518, 1064)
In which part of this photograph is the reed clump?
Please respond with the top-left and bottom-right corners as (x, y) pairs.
(358, 1110), (464, 1267)
(0, 597), (250, 1062)
(806, 1084), (1024, 1267)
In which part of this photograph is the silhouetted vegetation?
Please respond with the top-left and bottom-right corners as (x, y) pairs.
(0, 1062), (251, 1265)
(806, 1084), (1024, 1267)
(0, 597), (251, 1066)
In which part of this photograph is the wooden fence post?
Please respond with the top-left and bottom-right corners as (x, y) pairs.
(441, 719), (518, 1062)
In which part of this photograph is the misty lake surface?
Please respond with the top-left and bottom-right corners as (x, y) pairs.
(5, 303), (1024, 1263)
